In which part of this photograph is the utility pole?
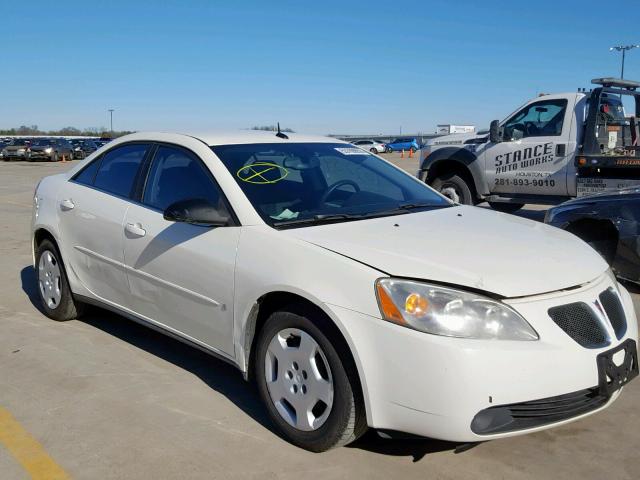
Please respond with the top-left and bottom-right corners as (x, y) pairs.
(610, 45), (639, 79)
(108, 109), (115, 135)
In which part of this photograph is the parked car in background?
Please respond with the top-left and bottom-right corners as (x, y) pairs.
(70, 139), (99, 159)
(352, 139), (386, 154)
(1, 138), (33, 160)
(385, 137), (419, 153)
(31, 130), (638, 452)
(545, 187), (640, 284)
(28, 138), (74, 162)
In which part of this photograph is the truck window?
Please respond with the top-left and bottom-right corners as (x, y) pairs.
(503, 99), (568, 141)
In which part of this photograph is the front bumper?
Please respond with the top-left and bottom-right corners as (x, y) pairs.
(326, 274), (638, 442)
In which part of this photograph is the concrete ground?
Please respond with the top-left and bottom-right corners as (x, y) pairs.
(0, 154), (638, 479)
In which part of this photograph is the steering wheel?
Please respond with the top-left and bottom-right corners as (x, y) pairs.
(320, 180), (361, 204)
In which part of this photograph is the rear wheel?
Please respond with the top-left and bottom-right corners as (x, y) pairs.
(385, 147), (392, 153)
(370, 148), (377, 153)
(51, 152), (59, 162)
(35, 239), (84, 321)
(431, 173), (475, 205)
(488, 202), (525, 214)
(254, 306), (366, 452)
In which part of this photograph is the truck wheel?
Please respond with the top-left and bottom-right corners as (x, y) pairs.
(431, 173), (475, 205)
(488, 202), (524, 214)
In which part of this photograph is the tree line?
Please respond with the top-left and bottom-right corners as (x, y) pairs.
(0, 125), (133, 138)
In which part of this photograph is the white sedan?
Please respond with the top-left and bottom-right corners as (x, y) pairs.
(32, 131), (639, 452)
(352, 139), (386, 153)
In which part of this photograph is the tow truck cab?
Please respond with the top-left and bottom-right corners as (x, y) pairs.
(417, 78), (640, 211)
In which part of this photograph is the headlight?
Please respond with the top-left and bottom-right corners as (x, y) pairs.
(17, 148), (25, 153)
(375, 278), (538, 340)
(44, 147), (53, 154)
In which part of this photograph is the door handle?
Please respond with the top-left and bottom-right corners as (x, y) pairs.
(125, 222), (146, 237)
(60, 199), (75, 211)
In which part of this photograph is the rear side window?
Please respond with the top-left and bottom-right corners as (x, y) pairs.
(73, 159), (100, 185)
(93, 144), (148, 198)
(143, 145), (223, 211)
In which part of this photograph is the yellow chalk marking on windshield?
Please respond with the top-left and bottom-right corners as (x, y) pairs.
(0, 406), (70, 479)
(237, 162), (288, 184)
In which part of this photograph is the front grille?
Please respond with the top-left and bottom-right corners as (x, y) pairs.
(599, 288), (627, 339)
(471, 387), (607, 435)
(548, 302), (609, 348)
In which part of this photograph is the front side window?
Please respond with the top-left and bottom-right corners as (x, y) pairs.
(213, 143), (449, 227)
(93, 144), (148, 197)
(143, 145), (223, 212)
(503, 99), (568, 140)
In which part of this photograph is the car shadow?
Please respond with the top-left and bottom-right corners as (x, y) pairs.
(347, 431), (478, 462)
(20, 265), (43, 313)
(20, 265), (477, 460)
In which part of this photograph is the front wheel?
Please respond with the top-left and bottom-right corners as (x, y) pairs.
(431, 173), (475, 205)
(254, 307), (366, 452)
(385, 147), (392, 153)
(488, 202), (524, 214)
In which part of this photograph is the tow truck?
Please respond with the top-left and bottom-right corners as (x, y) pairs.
(417, 78), (640, 212)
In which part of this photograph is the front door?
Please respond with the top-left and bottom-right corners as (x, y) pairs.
(482, 97), (573, 197)
(122, 144), (239, 356)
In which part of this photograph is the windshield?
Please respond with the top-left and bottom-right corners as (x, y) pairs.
(212, 143), (450, 227)
(9, 139), (30, 146)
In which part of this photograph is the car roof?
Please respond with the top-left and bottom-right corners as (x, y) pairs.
(118, 130), (345, 146)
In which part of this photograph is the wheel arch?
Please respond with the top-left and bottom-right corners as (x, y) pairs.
(32, 227), (59, 267)
(422, 146), (487, 198)
(564, 217), (620, 264)
(241, 290), (369, 419)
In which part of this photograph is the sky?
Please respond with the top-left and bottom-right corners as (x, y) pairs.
(1, 0), (639, 135)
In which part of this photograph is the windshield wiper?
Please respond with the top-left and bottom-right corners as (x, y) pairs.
(273, 213), (363, 228)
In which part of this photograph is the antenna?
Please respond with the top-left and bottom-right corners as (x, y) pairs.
(276, 122), (289, 139)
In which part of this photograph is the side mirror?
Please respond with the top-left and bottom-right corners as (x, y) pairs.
(489, 120), (502, 143)
(163, 198), (230, 227)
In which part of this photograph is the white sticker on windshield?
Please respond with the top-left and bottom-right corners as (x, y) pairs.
(334, 147), (367, 155)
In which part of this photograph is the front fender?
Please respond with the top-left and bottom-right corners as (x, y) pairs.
(420, 146), (487, 196)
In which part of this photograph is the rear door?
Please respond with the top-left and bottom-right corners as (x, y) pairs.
(122, 144), (240, 356)
(57, 143), (150, 307)
(481, 97), (573, 196)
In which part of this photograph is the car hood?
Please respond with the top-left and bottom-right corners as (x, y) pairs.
(283, 206), (608, 298)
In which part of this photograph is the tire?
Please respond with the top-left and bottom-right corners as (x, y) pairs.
(254, 306), (367, 452)
(385, 147), (392, 153)
(35, 239), (84, 321)
(488, 202), (525, 214)
(51, 152), (59, 162)
(431, 173), (475, 205)
(370, 148), (377, 153)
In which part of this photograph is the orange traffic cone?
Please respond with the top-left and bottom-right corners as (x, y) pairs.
(409, 148), (414, 158)
(401, 149), (405, 158)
